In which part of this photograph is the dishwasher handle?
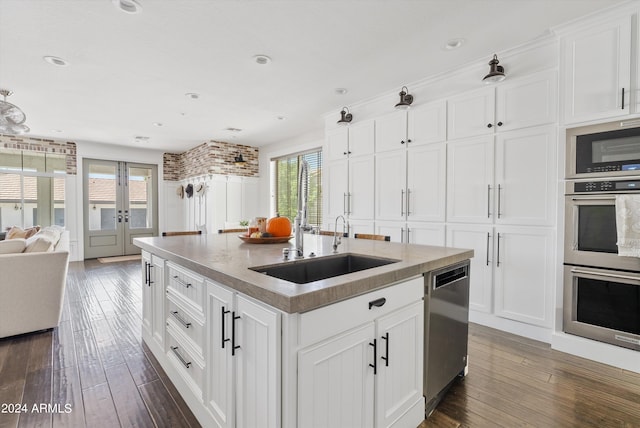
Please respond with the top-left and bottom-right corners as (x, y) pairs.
(432, 264), (469, 290)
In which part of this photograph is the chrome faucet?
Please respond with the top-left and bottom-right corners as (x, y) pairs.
(294, 160), (312, 258)
(332, 215), (346, 253)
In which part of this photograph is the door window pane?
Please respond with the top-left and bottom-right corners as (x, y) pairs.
(128, 166), (153, 229)
(88, 164), (117, 231)
(0, 173), (23, 230)
(0, 149), (22, 170)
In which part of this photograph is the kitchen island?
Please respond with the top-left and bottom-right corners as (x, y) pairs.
(134, 233), (472, 428)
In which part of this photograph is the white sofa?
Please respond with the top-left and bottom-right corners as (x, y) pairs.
(0, 230), (70, 338)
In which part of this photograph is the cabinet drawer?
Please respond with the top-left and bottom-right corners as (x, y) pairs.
(166, 262), (205, 314)
(167, 296), (205, 357)
(166, 325), (205, 399)
(299, 276), (423, 347)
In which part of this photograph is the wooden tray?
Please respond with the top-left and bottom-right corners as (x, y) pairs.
(238, 235), (293, 244)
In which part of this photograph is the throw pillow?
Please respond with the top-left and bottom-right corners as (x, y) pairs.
(37, 228), (62, 247)
(0, 238), (27, 254)
(24, 234), (55, 253)
(6, 225), (41, 240)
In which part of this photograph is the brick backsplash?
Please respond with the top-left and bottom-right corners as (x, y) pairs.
(163, 140), (259, 181)
(0, 134), (77, 175)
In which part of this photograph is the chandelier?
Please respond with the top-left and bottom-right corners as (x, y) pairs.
(0, 89), (30, 135)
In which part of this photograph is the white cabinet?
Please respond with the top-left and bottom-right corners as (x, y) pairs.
(446, 136), (494, 224)
(446, 225), (494, 314)
(493, 227), (554, 328)
(375, 111), (408, 153)
(349, 155), (375, 220)
(326, 121), (375, 161)
(447, 70), (557, 140)
(447, 126), (556, 226)
(406, 143), (447, 222)
(324, 121), (375, 227)
(142, 250), (165, 352)
(376, 221), (445, 246)
(297, 278), (424, 428)
(447, 87), (495, 140)
(561, 14), (633, 124)
(408, 100), (447, 145)
(375, 150), (406, 222)
(206, 280), (281, 428)
(325, 159), (349, 220)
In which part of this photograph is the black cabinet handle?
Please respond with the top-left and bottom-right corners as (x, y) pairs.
(487, 123), (493, 128)
(497, 121), (503, 127)
(368, 297), (386, 310)
(400, 140), (406, 144)
(221, 306), (230, 349)
(231, 311), (241, 356)
(343, 151), (347, 155)
(369, 339), (377, 375)
(407, 139), (412, 143)
(144, 262), (149, 285)
(381, 332), (389, 367)
(622, 87), (625, 110)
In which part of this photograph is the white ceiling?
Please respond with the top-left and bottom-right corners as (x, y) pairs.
(0, 0), (626, 152)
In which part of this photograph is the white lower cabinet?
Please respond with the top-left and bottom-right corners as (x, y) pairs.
(141, 250), (165, 353)
(297, 278), (424, 428)
(446, 224), (554, 328)
(205, 279), (281, 428)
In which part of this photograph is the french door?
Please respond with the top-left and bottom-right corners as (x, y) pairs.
(83, 159), (158, 259)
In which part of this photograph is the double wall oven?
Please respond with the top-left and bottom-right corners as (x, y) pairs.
(564, 120), (640, 351)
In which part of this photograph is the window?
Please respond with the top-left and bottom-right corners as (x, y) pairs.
(274, 150), (322, 226)
(0, 149), (66, 230)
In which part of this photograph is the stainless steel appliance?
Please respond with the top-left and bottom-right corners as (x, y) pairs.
(564, 178), (640, 272)
(424, 260), (470, 414)
(566, 119), (640, 179)
(564, 176), (640, 350)
(563, 265), (640, 350)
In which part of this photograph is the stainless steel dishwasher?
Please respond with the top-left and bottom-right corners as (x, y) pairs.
(424, 260), (470, 414)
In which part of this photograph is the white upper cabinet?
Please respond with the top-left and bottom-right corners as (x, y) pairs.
(407, 100), (447, 145)
(447, 87), (495, 140)
(349, 155), (375, 220)
(326, 127), (349, 161)
(496, 70), (557, 132)
(406, 143), (446, 222)
(375, 150), (407, 222)
(325, 159), (349, 220)
(349, 120), (375, 157)
(375, 111), (409, 153)
(448, 70), (557, 140)
(561, 14), (632, 124)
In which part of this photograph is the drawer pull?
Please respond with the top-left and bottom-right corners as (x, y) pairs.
(171, 310), (191, 329)
(172, 275), (192, 288)
(170, 346), (192, 368)
(368, 297), (386, 310)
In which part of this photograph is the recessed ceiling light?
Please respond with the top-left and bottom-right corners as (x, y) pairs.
(112, 0), (142, 14)
(43, 56), (69, 67)
(134, 135), (150, 142)
(225, 127), (242, 132)
(334, 88), (348, 95)
(153, 122), (163, 127)
(52, 129), (63, 133)
(277, 116), (286, 121)
(185, 93), (199, 100)
(444, 38), (465, 50)
(253, 55), (272, 65)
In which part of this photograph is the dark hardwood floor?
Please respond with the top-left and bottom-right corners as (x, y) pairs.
(1, 259), (639, 428)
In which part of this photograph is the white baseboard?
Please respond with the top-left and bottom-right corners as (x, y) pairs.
(551, 332), (640, 374)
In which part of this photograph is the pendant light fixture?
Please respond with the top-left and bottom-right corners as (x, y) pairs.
(483, 54), (506, 84)
(0, 89), (29, 135)
(233, 154), (247, 165)
(336, 107), (353, 126)
(394, 86), (414, 110)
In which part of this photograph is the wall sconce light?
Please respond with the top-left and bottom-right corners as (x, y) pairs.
(336, 107), (353, 126)
(394, 86), (414, 110)
(233, 154), (247, 165)
(483, 54), (506, 84)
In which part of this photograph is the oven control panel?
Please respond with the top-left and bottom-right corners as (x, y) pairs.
(574, 179), (640, 192)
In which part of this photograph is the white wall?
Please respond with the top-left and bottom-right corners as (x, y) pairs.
(68, 140), (165, 261)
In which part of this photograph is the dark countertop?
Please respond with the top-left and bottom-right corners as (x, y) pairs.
(134, 233), (473, 314)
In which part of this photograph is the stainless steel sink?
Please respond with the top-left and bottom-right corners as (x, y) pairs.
(250, 253), (399, 284)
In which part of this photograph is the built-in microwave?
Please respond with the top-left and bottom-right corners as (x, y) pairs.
(566, 119), (640, 178)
